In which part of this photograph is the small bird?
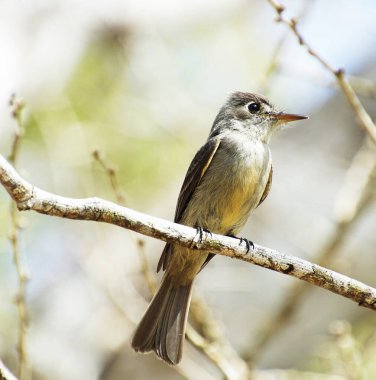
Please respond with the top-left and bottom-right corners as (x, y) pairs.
(132, 91), (307, 365)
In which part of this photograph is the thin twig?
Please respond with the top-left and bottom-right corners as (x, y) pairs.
(92, 149), (126, 204)
(1, 156), (376, 312)
(8, 95), (25, 164)
(266, 0), (376, 144)
(92, 150), (158, 297)
(92, 150), (155, 290)
(278, 67), (376, 100)
(135, 238), (158, 295)
(7, 95), (29, 380)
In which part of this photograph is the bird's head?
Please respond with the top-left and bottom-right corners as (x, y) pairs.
(211, 91), (308, 142)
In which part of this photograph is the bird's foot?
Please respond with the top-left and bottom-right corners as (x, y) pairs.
(227, 234), (254, 253)
(194, 226), (212, 245)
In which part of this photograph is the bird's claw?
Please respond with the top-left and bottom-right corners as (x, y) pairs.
(195, 226), (212, 244)
(241, 238), (254, 253)
(228, 234), (254, 253)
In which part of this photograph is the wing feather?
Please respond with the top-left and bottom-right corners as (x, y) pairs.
(157, 137), (221, 272)
(257, 165), (273, 207)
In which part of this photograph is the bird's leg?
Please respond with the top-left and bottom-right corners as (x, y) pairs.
(227, 233), (254, 253)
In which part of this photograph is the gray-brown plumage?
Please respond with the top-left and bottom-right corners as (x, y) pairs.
(131, 92), (307, 365)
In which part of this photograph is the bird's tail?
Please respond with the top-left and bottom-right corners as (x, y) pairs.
(131, 276), (193, 365)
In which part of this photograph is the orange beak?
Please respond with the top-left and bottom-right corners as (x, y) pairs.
(273, 112), (308, 123)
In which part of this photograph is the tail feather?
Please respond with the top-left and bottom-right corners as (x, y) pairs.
(132, 278), (192, 365)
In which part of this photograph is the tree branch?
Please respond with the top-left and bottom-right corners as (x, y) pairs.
(1, 154), (376, 311)
(0, 361), (19, 380)
(267, 0), (376, 144)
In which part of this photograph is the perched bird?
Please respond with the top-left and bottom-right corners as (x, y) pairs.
(132, 91), (307, 365)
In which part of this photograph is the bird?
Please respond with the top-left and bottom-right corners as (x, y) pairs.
(131, 91), (308, 365)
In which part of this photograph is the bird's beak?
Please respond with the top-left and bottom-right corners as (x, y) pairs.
(272, 112), (308, 123)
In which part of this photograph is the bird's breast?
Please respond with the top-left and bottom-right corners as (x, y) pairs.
(216, 138), (271, 231)
(182, 135), (272, 234)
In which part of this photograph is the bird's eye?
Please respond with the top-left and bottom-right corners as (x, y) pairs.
(247, 102), (261, 113)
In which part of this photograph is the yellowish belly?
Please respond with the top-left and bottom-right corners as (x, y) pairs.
(181, 137), (271, 235)
(220, 186), (251, 230)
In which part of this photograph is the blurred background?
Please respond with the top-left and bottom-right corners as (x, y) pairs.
(0, 0), (375, 379)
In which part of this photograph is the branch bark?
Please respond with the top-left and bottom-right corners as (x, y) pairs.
(1, 154), (376, 310)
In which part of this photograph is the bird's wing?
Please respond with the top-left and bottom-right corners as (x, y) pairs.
(157, 137), (222, 272)
(257, 165), (273, 207)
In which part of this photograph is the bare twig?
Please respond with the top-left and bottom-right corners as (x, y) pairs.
(93, 150), (155, 290)
(8, 95), (25, 164)
(246, 139), (376, 361)
(92, 149), (126, 204)
(266, 0), (376, 144)
(92, 150), (157, 293)
(135, 238), (158, 295)
(277, 67), (376, 100)
(1, 155), (376, 312)
(92, 149), (160, 315)
(0, 361), (19, 380)
(7, 96), (29, 380)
